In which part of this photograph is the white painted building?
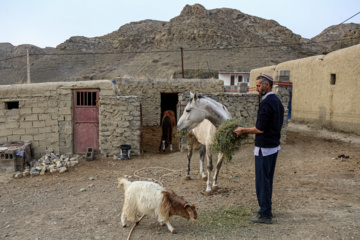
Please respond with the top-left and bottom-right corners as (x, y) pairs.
(218, 71), (250, 89)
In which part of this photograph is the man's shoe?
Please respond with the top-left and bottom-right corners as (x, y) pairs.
(249, 215), (273, 224)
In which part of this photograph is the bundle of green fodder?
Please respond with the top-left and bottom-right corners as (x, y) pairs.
(176, 128), (188, 138)
(212, 118), (249, 163)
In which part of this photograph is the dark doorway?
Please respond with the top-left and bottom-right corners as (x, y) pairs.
(160, 92), (179, 124)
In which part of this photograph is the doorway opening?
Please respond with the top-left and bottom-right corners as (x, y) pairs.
(160, 92), (179, 124)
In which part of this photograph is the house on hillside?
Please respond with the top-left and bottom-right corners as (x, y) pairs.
(249, 44), (360, 135)
(218, 71), (250, 91)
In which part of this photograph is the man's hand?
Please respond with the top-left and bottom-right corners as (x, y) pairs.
(233, 127), (246, 136)
(233, 127), (264, 135)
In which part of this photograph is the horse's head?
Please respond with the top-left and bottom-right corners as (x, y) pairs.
(177, 92), (208, 131)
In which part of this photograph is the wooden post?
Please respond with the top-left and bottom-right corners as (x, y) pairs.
(27, 49), (31, 84)
(180, 47), (184, 78)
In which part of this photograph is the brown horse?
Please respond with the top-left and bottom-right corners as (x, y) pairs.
(158, 110), (176, 152)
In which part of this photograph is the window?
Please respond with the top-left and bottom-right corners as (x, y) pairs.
(76, 91), (97, 106)
(5, 101), (19, 110)
(330, 74), (336, 85)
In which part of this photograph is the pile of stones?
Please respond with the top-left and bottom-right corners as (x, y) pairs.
(14, 149), (80, 178)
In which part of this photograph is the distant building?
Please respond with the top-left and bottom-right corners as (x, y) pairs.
(250, 44), (360, 135)
(218, 71), (250, 90)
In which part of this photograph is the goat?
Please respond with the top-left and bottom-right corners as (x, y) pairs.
(118, 178), (197, 234)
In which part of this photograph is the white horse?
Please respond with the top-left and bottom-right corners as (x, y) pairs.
(178, 92), (232, 194)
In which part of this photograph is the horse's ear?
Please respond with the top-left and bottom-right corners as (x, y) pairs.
(190, 91), (194, 99)
(193, 92), (198, 101)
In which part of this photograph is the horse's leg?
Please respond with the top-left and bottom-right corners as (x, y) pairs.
(205, 144), (213, 194)
(199, 145), (207, 181)
(184, 134), (196, 180)
(169, 126), (173, 151)
(212, 152), (224, 192)
(158, 136), (163, 153)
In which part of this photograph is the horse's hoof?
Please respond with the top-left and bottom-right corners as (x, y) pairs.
(184, 176), (191, 180)
(211, 186), (219, 192)
(202, 176), (208, 181)
(204, 190), (213, 196)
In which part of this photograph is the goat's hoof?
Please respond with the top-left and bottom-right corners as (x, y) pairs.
(171, 229), (177, 234)
(122, 224), (127, 228)
(211, 186), (219, 192)
(135, 221), (140, 225)
(184, 176), (191, 180)
(202, 176), (208, 181)
(204, 190), (213, 196)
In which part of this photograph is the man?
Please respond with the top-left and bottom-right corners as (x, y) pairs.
(233, 73), (284, 224)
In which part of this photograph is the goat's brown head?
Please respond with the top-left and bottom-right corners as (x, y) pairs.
(162, 189), (197, 222)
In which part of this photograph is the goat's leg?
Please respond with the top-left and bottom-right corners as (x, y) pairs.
(205, 144), (213, 194)
(199, 145), (207, 181)
(164, 220), (176, 234)
(121, 209), (127, 227)
(212, 153), (224, 192)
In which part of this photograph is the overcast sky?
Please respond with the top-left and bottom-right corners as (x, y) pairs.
(1, 0), (359, 48)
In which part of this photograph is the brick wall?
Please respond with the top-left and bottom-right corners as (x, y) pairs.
(99, 96), (142, 156)
(116, 78), (224, 126)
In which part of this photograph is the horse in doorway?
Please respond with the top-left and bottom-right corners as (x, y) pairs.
(178, 92), (232, 194)
(158, 110), (176, 153)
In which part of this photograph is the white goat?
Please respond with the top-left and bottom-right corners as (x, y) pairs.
(118, 178), (197, 234)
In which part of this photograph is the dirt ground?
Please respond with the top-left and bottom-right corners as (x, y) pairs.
(0, 123), (359, 240)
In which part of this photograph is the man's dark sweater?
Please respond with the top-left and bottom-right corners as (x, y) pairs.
(255, 94), (284, 148)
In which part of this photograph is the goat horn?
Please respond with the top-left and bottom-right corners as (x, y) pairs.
(184, 203), (192, 208)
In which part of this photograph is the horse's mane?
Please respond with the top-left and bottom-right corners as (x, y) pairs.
(194, 95), (231, 118)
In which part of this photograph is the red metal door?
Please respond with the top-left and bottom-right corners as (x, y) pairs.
(74, 90), (99, 154)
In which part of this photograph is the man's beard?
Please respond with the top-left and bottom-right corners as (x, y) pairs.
(259, 87), (268, 96)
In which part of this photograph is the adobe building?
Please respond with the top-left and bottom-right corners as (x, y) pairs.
(0, 79), (225, 160)
(250, 44), (360, 135)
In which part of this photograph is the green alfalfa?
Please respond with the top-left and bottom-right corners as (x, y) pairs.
(212, 118), (249, 163)
(176, 128), (188, 138)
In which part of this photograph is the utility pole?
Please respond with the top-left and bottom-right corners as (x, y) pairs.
(27, 49), (31, 84)
(206, 61), (210, 77)
(180, 47), (184, 78)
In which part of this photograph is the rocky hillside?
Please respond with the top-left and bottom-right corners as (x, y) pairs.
(312, 23), (360, 52)
(0, 4), (359, 84)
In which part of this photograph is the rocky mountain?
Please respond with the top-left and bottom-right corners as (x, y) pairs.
(312, 23), (360, 52)
(0, 4), (359, 85)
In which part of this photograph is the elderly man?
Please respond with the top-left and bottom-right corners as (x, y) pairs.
(233, 73), (284, 224)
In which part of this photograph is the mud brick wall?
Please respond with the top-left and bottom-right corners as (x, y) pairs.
(99, 96), (141, 157)
(178, 92), (289, 144)
(116, 78), (224, 126)
(0, 81), (117, 158)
